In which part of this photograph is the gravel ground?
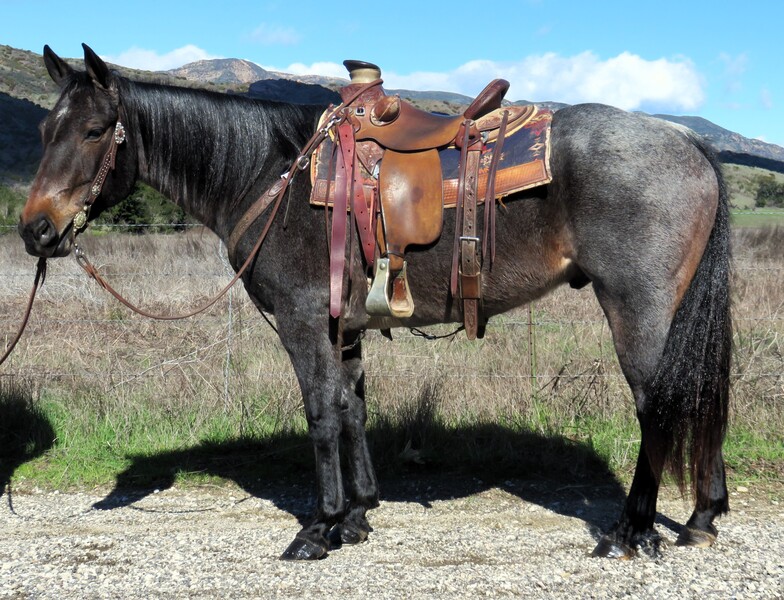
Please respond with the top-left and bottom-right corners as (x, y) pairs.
(0, 477), (781, 599)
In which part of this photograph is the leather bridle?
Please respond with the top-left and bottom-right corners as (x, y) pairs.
(1, 116), (126, 366)
(71, 117), (126, 238)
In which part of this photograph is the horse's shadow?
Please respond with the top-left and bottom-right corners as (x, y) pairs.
(0, 381), (57, 503)
(91, 420), (631, 539)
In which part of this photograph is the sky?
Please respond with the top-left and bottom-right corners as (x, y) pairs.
(3, 0), (782, 147)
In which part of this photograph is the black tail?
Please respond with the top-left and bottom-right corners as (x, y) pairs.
(644, 138), (732, 501)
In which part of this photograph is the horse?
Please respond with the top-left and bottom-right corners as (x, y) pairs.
(19, 44), (732, 561)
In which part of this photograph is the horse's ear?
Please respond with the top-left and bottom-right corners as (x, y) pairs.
(43, 45), (74, 88)
(82, 43), (114, 90)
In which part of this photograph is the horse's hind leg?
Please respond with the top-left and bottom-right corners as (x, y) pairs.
(678, 449), (728, 547)
(590, 266), (730, 557)
(592, 412), (666, 558)
(589, 284), (682, 558)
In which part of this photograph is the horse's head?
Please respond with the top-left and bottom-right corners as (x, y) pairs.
(19, 44), (135, 257)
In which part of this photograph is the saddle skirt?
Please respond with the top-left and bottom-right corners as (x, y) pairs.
(309, 105), (553, 209)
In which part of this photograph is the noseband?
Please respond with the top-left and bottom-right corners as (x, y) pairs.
(72, 117), (126, 235)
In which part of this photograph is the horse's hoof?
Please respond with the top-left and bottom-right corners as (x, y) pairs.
(676, 526), (717, 548)
(591, 536), (636, 559)
(339, 522), (369, 545)
(326, 522), (369, 549)
(280, 535), (329, 561)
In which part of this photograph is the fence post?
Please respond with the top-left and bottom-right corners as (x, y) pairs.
(527, 303), (537, 386)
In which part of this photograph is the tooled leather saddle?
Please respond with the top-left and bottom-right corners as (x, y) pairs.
(310, 61), (552, 338)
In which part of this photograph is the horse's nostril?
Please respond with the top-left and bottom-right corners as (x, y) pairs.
(33, 216), (56, 245)
(19, 214), (59, 251)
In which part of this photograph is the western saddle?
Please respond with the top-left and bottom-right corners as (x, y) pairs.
(227, 60), (538, 340)
(325, 60), (535, 338)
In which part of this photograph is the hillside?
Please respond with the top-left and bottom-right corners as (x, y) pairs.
(2, 45), (784, 183)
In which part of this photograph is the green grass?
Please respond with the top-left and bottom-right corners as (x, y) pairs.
(731, 208), (784, 228)
(6, 385), (780, 493)
(722, 427), (784, 485)
(7, 387), (311, 489)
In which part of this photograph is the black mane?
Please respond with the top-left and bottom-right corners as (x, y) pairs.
(117, 77), (323, 232)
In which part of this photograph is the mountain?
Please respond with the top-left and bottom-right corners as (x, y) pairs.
(246, 79), (340, 104)
(654, 114), (784, 170)
(2, 46), (784, 183)
(168, 58), (273, 85)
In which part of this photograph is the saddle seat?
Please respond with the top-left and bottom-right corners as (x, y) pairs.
(347, 78), (510, 152)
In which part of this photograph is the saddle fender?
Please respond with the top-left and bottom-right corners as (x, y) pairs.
(378, 148), (444, 264)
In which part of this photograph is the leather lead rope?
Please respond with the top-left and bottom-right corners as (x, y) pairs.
(73, 177), (286, 321)
(0, 258), (47, 367)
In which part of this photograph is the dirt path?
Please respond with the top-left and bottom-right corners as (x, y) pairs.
(0, 478), (782, 599)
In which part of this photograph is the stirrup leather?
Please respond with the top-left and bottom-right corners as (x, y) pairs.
(366, 258), (414, 318)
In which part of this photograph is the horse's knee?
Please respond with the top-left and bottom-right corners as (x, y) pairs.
(306, 410), (341, 450)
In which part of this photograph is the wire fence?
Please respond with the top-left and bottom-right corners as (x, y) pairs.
(0, 226), (782, 412)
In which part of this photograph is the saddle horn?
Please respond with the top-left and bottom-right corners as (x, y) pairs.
(344, 60), (382, 83)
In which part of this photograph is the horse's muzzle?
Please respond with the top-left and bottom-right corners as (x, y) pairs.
(18, 214), (72, 257)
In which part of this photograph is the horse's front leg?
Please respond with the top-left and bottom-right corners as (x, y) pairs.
(332, 336), (379, 547)
(274, 315), (375, 560)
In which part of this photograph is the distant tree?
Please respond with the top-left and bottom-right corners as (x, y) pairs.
(0, 185), (25, 230)
(98, 187), (149, 231)
(755, 176), (784, 208)
(96, 183), (191, 232)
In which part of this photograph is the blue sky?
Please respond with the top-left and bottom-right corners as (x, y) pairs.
(4, 0), (781, 146)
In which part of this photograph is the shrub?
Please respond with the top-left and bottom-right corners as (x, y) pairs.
(755, 176), (784, 208)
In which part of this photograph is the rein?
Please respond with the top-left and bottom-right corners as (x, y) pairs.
(0, 258), (47, 367)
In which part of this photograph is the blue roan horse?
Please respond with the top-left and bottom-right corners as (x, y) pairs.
(19, 45), (732, 561)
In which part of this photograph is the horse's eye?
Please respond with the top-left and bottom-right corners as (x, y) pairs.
(85, 127), (104, 141)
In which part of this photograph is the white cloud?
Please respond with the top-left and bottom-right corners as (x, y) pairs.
(124, 48), (703, 114)
(249, 23), (301, 46)
(718, 52), (748, 94)
(103, 45), (221, 71)
(278, 61), (348, 79)
(381, 52), (704, 113)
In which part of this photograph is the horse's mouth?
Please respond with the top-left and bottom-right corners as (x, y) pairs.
(19, 220), (75, 258)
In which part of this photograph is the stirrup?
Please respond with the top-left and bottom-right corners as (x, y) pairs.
(366, 258), (414, 318)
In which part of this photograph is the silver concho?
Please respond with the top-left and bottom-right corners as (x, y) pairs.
(114, 121), (126, 145)
(73, 208), (88, 231)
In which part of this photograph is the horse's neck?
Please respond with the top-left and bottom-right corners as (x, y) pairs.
(125, 81), (310, 237)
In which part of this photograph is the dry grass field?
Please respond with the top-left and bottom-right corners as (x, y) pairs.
(0, 223), (781, 488)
